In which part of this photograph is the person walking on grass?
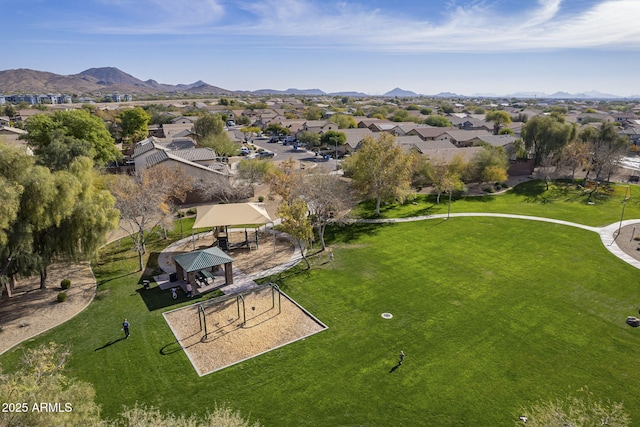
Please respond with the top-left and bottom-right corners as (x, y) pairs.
(122, 319), (130, 339)
(329, 248), (334, 262)
(399, 350), (405, 365)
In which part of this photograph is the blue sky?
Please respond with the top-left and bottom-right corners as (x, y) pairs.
(5, 0), (640, 96)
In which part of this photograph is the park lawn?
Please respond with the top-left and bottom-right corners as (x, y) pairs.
(354, 180), (640, 227)
(2, 213), (640, 425)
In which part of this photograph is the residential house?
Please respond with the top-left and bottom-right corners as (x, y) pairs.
(441, 130), (493, 147)
(357, 118), (386, 129)
(622, 127), (640, 146)
(300, 120), (338, 135)
(448, 116), (492, 131)
(160, 123), (194, 139)
(576, 112), (615, 124)
(171, 116), (200, 124)
(421, 146), (484, 165)
(339, 128), (375, 154)
(132, 138), (229, 178)
(0, 125), (28, 145)
(407, 127), (457, 141)
(474, 135), (518, 159)
(397, 136), (457, 155)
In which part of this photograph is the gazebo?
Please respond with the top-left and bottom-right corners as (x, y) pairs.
(173, 247), (234, 287)
(192, 202), (273, 250)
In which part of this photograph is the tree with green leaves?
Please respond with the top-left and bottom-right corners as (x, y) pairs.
(329, 114), (357, 129)
(424, 159), (465, 204)
(297, 131), (320, 147)
(265, 123), (290, 136)
(0, 343), (102, 427)
(119, 106), (151, 143)
(3, 103), (16, 118)
(320, 130), (346, 149)
(194, 114), (225, 142)
(304, 107), (323, 120)
(424, 115), (452, 127)
(237, 158), (274, 190)
(35, 130), (94, 171)
(522, 114), (575, 166)
(471, 145), (510, 183)
(199, 133), (238, 156)
(240, 126), (261, 141)
(345, 133), (413, 215)
(485, 110), (512, 135)
(26, 156), (118, 288)
(277, 197), (314, 269)
(21, 109), (120, 167)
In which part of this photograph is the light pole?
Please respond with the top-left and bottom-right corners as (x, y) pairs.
(613, 186), (631, 244)
(447, 190), (452, 219)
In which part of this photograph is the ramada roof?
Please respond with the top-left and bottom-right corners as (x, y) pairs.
(173, 247), (233, 273)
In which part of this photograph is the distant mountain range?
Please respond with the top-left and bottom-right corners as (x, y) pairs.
(0, 67), (635, 99)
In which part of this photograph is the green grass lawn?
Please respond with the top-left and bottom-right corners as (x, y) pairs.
(2, 185), (640, 425)
(354, 180), (640, 226)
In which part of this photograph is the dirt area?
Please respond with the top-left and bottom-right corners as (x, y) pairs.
(611, 224), (640, 262)
(0, 262), (96, 355)
(163, 285), (326, 376)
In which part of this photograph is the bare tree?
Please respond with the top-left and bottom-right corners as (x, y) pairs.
(108, 165), (192, 271)
(295, 167), (355, 250)
(195, 173), (252, 203)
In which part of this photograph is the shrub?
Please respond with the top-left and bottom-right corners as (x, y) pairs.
(258, 196), (265, 202)
(60, 279), (71, 289)
(57, 291), (67, 303)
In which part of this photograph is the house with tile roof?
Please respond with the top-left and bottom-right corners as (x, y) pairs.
(406, 126), (457, 141)
(132, 137), (229, 179)
(0, 125), (28, 145)
(441, 130), (493, 147)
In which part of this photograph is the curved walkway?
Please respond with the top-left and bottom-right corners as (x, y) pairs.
(158, 213), (640, 296)
(3, 212), (639, 356)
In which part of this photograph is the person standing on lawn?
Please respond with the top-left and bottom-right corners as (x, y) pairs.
(122, 319), (130, 339)
(399, 350), (405, 365)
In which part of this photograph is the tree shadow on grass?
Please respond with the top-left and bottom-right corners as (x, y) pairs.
(96, 270), (138, 288)
(137, 285), (202, 312)
(324, 222), (394, 245)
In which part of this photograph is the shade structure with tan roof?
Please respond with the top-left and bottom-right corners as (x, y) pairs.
(193, 203), (272, 229)
(173, 247), (234, 286)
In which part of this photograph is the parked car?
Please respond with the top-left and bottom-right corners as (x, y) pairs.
(257, 151), (275, 158)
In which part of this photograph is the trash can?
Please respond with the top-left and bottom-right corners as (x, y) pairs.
(218, 236), (228, 251)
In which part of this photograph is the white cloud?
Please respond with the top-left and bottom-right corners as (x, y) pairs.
(84, 0), (640, 51)
(90, 0), (225, 34)
(204, 0), (634, 52)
